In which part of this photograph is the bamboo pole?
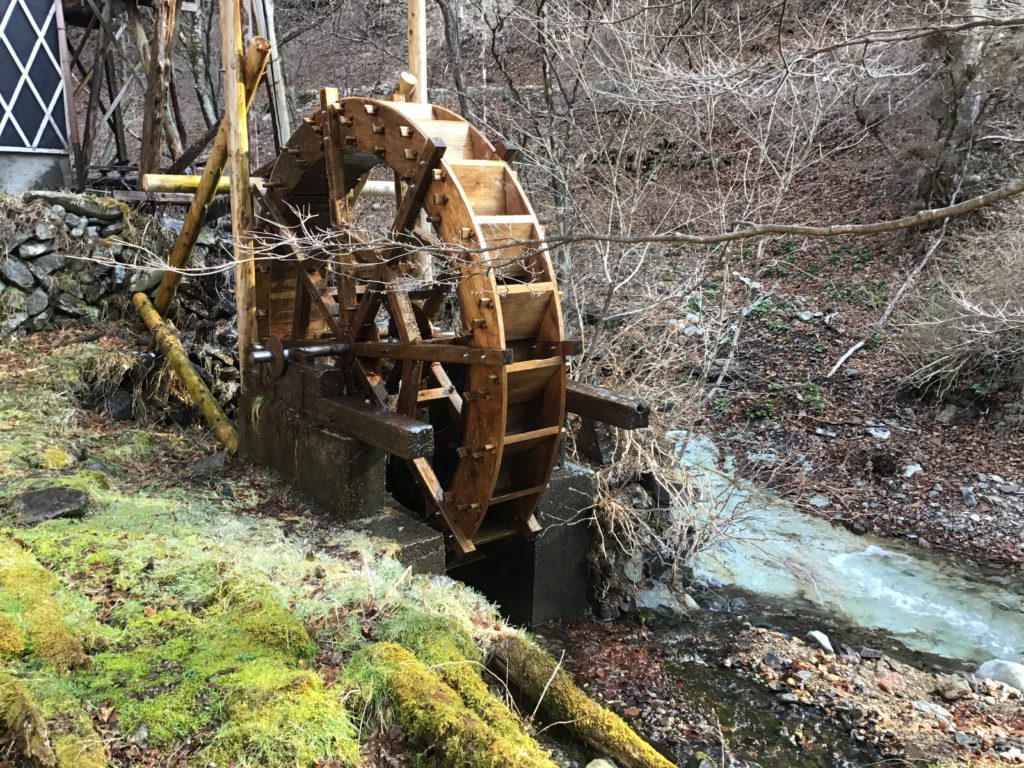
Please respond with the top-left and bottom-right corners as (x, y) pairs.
(151, 37), (270, 315)
(141, 173), (267, 193)
(132, 293), (239, 453)
(221, 0), (257, 381)
(407, 0), (427, 103)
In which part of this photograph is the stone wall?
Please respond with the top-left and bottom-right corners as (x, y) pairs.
(0, 191), (229, 339)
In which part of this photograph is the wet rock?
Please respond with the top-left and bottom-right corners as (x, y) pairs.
(937, 676), (972, 701)
(728, 596), (748, 613)
(585, 760), (618, 768)
(808, 494), (832, 509)
(25, 190), (123, 221)
(34, 221), (56, 241)
(104, 390), (135, 421)
(100, 222), (124, 237)
(681, 593), (701, 612)
(17, 239), (53, 259)
(859, 647), (883, 660)
(806, 630), (834, 655)
(976, 659), (1024, 692)
(2, 256), (35, 290)
(12, 486), (90, 525)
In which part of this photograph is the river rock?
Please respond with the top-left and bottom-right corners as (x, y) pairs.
(976, 659), (1024, 692)
(2, 256), (35, 290)
(806, 630), (834, 655)
(25, 190), (123, 221)
(808, 494), (831, 509)
(586, 761), (618, 768)
(635, 582), (692, 623)
(936, 675), (972, 701)
(25, 287), (49, 316)
(12, 486), (90, 525)
(34, 221), (56, 241)
(961, 486), (978, 508)
(104, 390), (135, 421)
(18, 239), (54, 259)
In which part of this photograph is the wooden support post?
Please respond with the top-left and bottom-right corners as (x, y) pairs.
(151, 37), (270, 315)
(138, 0), (181, 174)
(407, 0), (427, 103)
(249, 0), (291, 150)
(132, 293), (238, 453)
(221, 0), (257, 383)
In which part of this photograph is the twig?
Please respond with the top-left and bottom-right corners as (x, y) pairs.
(531, 649), (565, 721)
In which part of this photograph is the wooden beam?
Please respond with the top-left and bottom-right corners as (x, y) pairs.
(315, 395), (433, 459)
(139, 0), (178, 175)
(565, 381), (649, 430)
(393, 137), (446, 234)
(151, 37), (270, 314)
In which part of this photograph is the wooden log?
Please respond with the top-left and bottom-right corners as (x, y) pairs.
(139, 0), (178, 175)
(151, 37), (270, 315)
(565, 381), (649, 429)
(491, 634), (675, 768)
(220, 0), (257, 377)
(132, 292), (238, 452)
(109, 190), (197, 204)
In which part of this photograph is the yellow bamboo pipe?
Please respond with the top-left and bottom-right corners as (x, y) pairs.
(141, 173), (269, 193)
(133, 292), (239, 453)
(152, 37), (271, 315)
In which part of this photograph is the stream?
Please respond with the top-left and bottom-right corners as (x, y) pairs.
(673, 432), (1024, 667)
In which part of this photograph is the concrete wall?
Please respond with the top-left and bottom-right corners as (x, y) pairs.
(0, 153), (70, 194)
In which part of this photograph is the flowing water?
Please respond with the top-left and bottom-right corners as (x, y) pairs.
(672, 432), (1024, 666)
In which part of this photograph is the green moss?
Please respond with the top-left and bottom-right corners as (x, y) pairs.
(40, 446), (74, 470)
(82, 586), (356, 766)
(377, 610), (550, 762)
(0, 539), (87, 669)
(0, 612), (26, 656)
(500, 633), (674, 768)
(347, 641), (556, 768)
(0, 670), (54, 764)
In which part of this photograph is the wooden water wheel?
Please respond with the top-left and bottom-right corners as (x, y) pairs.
(249, 89), (573, 555)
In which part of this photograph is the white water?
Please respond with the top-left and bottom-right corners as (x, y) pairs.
(674, 433), (1024, 664)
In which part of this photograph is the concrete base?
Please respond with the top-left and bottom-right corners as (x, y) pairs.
(349, 506), (446, 575)
(450, 461), (596, 627)
(240, 388), (386, 521)
(0, 153), (70, 194)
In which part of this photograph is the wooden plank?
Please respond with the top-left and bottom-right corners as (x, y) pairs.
(490, 484), (547, 506)
(415, 120), (472, 158)
(499, 285), (553, 341)
(447, 161), (507, 215)
(412, 457), (475, 555)
(392, 137), (446, 233)
(565, 381), (650, 429)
